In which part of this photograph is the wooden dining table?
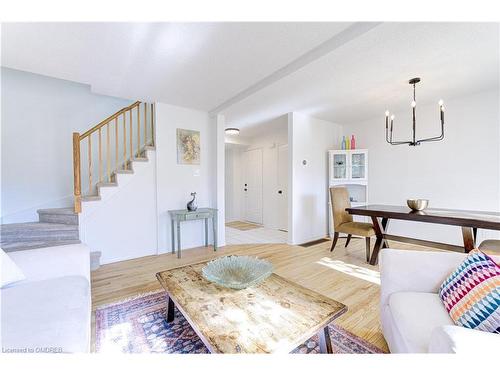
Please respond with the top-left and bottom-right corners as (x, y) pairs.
(346, 205), (500, 265)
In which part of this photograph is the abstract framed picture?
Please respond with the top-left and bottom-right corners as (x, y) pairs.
(176, 128), (201, 165)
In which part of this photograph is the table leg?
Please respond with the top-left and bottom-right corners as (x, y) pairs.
(318, 326), (333, 354)
(370, 216), (388, 266)
(166, 294), (175, 323)
(177, 221), (181, 258)
(171, 219), (175, 255)
(462, 227), (475, 253)
(473, 227), (478, 247)
(381, 218), (390, 249)
(205, 218), (209, 247)
(212, 215), (217, 251)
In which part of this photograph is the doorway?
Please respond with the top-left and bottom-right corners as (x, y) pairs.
(224, 116), (289, 245)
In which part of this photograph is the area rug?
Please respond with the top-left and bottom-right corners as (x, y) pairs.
(95, 291), (385, 354)
(226, 221), (262, 231)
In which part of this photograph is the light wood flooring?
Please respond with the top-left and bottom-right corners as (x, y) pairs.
(91, 237), (439, 353)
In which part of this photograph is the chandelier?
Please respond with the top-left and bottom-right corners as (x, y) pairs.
(385, 78), (445, 146)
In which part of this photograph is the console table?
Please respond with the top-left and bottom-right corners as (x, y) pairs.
(168, 208), (218, 258)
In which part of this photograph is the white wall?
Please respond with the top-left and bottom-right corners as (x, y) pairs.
(289, 112), (343, 244)
(79, 150), (158, 264)
(343, 89), (500, 244)
(1, 68), (132, 223)
(224, 115), (288, 229)
(155, 103), (217, 252)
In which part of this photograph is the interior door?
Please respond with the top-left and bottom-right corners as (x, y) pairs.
(277, 144), (288, 231)
(243, 148), (263, 224)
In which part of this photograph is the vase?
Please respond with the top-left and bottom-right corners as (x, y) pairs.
(187, 192), (197, 211)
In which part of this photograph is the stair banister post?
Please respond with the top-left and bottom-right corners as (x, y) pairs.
(73, 132), (82, 213)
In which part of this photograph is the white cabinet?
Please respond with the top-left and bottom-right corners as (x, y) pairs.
(328, 149), (369, 236)
(329, 149), (368, 184)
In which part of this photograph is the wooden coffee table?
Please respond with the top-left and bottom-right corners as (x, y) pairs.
(156, 262), (347, 353)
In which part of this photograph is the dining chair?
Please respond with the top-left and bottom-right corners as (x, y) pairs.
(330, 186), (375, 262)
(478, 239), (500, 254)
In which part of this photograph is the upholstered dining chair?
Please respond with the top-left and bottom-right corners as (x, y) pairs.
(330, 186), (375, 262)
(478, 239), (500, 254)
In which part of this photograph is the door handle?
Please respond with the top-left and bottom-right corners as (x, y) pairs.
(244, 188), (248, 192)
(278, 190), (283, 194)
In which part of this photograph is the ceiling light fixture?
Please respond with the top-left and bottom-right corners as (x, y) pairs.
(385, 78), (445, 146)
(225, 127), (240, 136)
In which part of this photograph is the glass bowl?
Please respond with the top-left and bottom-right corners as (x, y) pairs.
(202, 255), (273, 290)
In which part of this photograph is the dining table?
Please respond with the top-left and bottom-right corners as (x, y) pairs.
(345, 205), (500, 265)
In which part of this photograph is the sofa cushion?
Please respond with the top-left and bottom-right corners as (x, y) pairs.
(1, 276), (90, 353)
(388, 291), (454, 353)
(439, 249), (500, 334)
(1, 248), (26, 288)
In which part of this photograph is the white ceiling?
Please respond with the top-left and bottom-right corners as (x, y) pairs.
(2, 22), (498, 129)
(222, 22), (499, 128)
(1, 22), (351, 110)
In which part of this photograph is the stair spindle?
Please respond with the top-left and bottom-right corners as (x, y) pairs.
(98, 128), (102, 183)
(107, 123), (110, 182)
(144, 102), (148, 147)
(88, 135), (92, 194)
(129, 109), (133, 162)
(137, 104), (141, 157)
(115, 117), (119, 170)
(123, 112), (126, 169)
(72, 132), (82, 213)
(151, 103), (154, 146)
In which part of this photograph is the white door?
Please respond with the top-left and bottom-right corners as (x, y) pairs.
(277, 144), (288, 231)
(244, 148), (263, 224)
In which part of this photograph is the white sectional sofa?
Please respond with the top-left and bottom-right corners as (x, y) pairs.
(380, 248), (500, 353)
(1, 243), (91, 353)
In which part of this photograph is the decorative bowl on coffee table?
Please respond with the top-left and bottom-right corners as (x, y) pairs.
(202, 255), (273, 290)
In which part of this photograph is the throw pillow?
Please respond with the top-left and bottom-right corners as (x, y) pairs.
(439, 249), (499, 334)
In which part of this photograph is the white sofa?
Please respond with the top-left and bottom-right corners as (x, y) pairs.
(1, 244), (91, 353)
(379, 248), (500, 353)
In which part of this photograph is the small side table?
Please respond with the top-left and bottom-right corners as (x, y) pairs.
(168, 208), (218, 258)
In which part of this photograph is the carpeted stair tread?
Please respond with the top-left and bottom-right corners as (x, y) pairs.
(37, 207), (78, 225)
(1, 222), (79, 245)
(1, 239), (82, 252)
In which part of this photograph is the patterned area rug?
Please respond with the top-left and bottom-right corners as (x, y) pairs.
(95, 291), (385, 354)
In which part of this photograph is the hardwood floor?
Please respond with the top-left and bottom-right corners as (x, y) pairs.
(91, 237), (439, 353)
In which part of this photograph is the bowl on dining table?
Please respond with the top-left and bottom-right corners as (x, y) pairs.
(407, 199), (429, 211)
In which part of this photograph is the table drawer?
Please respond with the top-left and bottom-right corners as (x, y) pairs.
(185, 212), (211, 220)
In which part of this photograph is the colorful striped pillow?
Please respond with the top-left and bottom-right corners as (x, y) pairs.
(439, 249), (500, 334)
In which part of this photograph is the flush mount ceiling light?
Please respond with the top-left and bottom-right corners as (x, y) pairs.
(385, 77), (445, 146)
(225, 127), (240, 136)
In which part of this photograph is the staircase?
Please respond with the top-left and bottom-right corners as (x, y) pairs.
(1, 101), (155, 256)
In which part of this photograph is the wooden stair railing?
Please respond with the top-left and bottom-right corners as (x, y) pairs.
(72, 101), (155, 213)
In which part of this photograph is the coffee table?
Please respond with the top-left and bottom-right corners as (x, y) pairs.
(156, 261), (347, 353)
